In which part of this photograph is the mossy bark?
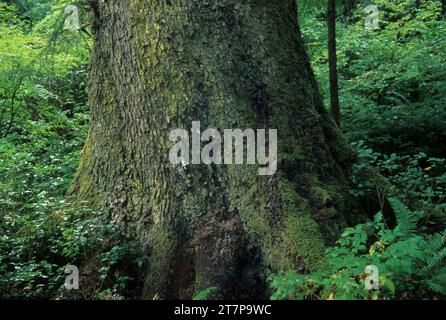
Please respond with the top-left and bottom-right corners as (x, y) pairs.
(72, 0), (359, 299)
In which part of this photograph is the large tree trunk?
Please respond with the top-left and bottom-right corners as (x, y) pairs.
(72, 0), (359, 299)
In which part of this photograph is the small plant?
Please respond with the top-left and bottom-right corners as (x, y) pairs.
(193, 287), (218, 301)
(270, 198), (446, 300)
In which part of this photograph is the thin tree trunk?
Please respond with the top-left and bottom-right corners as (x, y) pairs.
(328, 0), (341, 126)
(73, 0), (360, 299)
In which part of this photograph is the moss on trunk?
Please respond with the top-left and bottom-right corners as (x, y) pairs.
(72, 0), (360, 299)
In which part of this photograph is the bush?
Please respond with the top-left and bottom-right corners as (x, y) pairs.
(270, 199), (446, 300)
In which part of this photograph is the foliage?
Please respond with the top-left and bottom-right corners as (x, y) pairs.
(270, 0), (446, 301)
(0, 199), (109, 299)
(0, 0), (445, 300)
(270, 200), (446, 300)
(300, 0), (446, 155)
(350, 141), (446, 232)
(193, 287), (219, 301)
(0, 0), (137, 299)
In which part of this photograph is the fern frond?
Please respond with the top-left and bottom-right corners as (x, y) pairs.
(389, 197), (421, 239)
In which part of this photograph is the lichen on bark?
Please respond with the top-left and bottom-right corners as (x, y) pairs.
(72, 0), (360, 299)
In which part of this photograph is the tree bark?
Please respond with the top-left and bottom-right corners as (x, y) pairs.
(328, 0), (341, 126)
(73, 0), (359, 299)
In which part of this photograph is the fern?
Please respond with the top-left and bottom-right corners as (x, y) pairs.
(389, 197), (421, 239)
(418, 231), (446, 295)
(271, 201), (446, 299)
(192, 287), (218, 301)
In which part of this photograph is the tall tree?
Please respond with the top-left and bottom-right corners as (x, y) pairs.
(72, 0), (359, 299)
(328, 0), (341, 126)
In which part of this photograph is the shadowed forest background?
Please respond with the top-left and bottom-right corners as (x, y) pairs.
(0, 0), (445, 300)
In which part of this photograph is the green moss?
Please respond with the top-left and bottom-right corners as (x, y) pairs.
(73, 0), (359, 298)
(238, 182), (271, 242)
(277, 180), (328, 271)
(70, 133), (94, 197)
(310, 185), (332, 208)
(282, 213), (328, 271)
(225, 166), (329, 273)
(143, 227), (178, 299)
